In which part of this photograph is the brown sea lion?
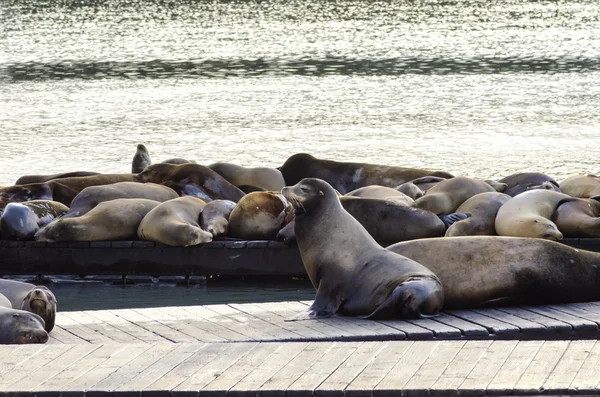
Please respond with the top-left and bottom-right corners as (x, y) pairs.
(35, 198), (159, 242)
(0, 181), (79, 208)
(209, 163), (286, 192)
(228, 192), (293, 240)
(553, 197), (600, 238)
(345, 185), (414, 206)
(199, 200), (237, 238)
(64, 182), (178, 218)
(278, 153), (454, 194)
(412, 177), (500, 215)
(281, 178), (444, 320)
(136, 163), (245, 203)
(559, 175), (600, 198)
(162, 158), (196, 165)
(138, 196), (212, 246)
(498, 172), (560, 197)
(445, 192), (511, 237)
(15, 171), (101, 185)
(0, 280), (57, 333)
(132, 144), (152, 173)
(495, 189), (570, 240)
(388, 236), (600, 308)
(0, 200), (69, 240)
(0, 304), (48, 344)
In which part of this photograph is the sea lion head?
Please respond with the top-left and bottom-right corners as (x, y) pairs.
(136, 163), (175, 184)
(0, 309), (49, 344)
(527, 218), (563, 241)
(525, 181), (561, 193)
(395, 182), (424, 200)
(281, 178), (335, 216)
(21, 286), (57, 333)
(0, 203), (39, 240)
(200, 200), (236, 237)
(0, 184), (53, 209)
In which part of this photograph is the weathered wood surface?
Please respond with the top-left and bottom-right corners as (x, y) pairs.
(1, 340), (600, 396)
(43, 300), (600, 344)
(0, 237), (594, 277)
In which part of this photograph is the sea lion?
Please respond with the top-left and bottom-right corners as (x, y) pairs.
(445, 192), (511, 237)
(138, 196), (212, 246)
(498, 172), (560, 197)
(15, 171), (101, 185)
(0, 200), (69, 240)
(281, 178), (444, 319)
(278, 153), (454, 194)
(208, 163), (286, 192)
(559, 175), (600, 198)
(132, 144), (152, 173)
(395, 176), (447, 199)
(200, 199), (237, 238)
(64, 182), (178, 218)
(0, 304), (48, 344)
(412, 177), (499, 215)
(345, 185), (414, 206)
(35, 198), (160, 242)
(0, 181), (79, 208)
(494, 189), (570, 240)
(0, 279), (57, 333)
(228, 192), (293, 240)
(136, 163), (245, 203)
(162, 158), (196, 165)
(552, 197), (600, 238)
(388, 236), (600, 308)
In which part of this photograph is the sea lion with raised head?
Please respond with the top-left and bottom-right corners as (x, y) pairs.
(132, 144), (152, 173)
(209, 162), (286, 192)
(498, 172), (560, 197)
(388, 236), (600, 308)
(281, 178), (444, 320)
(0, 279), (57, 333)
(445, 192), (511, 237)
(200, 200), (237, 238)
(278, 153), (454, 194)
(35, 198), (160, 242)
(15, 171), (101, 185)
(228, 192), (293, 240)
(345, 185), (414, 206)
(0, 200), (69, 240)
(136, 163), (245, 203)
(559, 175), (600, 198)
(138, 196), (212, 246)
(552, 197), (600, 238)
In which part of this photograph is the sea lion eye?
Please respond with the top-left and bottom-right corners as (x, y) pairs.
(300, 187), (309, 193)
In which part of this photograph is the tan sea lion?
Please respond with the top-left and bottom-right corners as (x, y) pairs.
(559, 175), (600, 198)
(278, 153), (454, 194)
(136, 163), (245, 203)
(0, 279), (57, 333)
(64, 182), (178, 218)
(345, 185), (414, 206)
(494, 189), (570, 240)
(498, 172), (560, 197)
(0, 181), (79, 208)
(199, 199), (237, 238)
(35, 198), (160, 242)
(209, 162), (286, 192)
(553, 197), (600, 238)
(388, 236), (600, 308)
(0, 303), (48, 344)
(281, 178), (444, 320)
(445, 192), (511, 237)
(132, 144), (152, 173)
(0, 200), (69, 240)
(15, 171), (101, 185)
(228, 192), (293, 240)
(138, 196), (212, 246)
(412, 177), (500, 215)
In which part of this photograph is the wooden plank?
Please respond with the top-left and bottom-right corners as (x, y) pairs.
(570, 339), (600, 392)
(0, 345), (72, 389)
(525, 305), (598, 335)
(473, 308), (546, 336)
(373, 341), (440, 396)
(162, 306), (248, 342)
(133, 307), (225, 342)
(0, 345), (41, 376)
(180, 305), (257, 341)
(84, 309), (173, 343)
(406, 318), (462, 338)
(486, 341), (544, 392)
(543, 340), (595, 393)
(62, 311), (146, 343)
(277, 302), (362, 339)
(402, 341), (467, 397)
(551, 303), (600, 325)
(433, 312), (489, 337)
(497, 307), (572, 336)
(49, 325), (90, 344)
(111, 309), (197, 343)
(55, 313), (117, 344)
(153, 307), (229, 342)
(446, 310), (520, 337)
(430, 340), (493, 396)
(512, 340), (569, 394)
(458, 340), (518, 393)
(314, 342), (386, 397)
(286, 342), (362, 397)
(376, 319), (433, 340)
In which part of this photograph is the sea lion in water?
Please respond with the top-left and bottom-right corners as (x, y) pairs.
(64, 182), (178, 218)
(278, 153), (454, 194)
(559, 175), (600, 198)
(35, 198), (160, 242)
(138, 196), (212, 246)
(552, 197), (600, 238)
(15, 171), (101, 185)
(0, 200), (69, 240)
(388, 236), (600, 308)
(228, 192), (293, 240)
(412, 177), (500, 215)
(281, 178), (444, 319)
(345, 185), (414, 206)
(0, 302), (48, 344)
(0, 279), (57, 333)
(132, 144), (152, 173)
(200, 200), (237, 238)
(494, 189), (570, 240)
(209, 163), (286, 192)
(498, 172), (560, 197)
(445, 192), (511, 237)
(0, 181), (79, 208)
(136, 163), (245, 203)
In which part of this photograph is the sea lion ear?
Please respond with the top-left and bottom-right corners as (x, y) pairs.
(318, 190), (324, 196)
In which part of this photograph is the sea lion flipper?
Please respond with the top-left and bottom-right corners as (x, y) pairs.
(285, 284), (341, 321)
(439, 212), (471, 228)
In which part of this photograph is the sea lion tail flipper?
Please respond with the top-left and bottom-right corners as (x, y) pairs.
(439, 212), (471, 228)
(285, 285), (340, 322)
